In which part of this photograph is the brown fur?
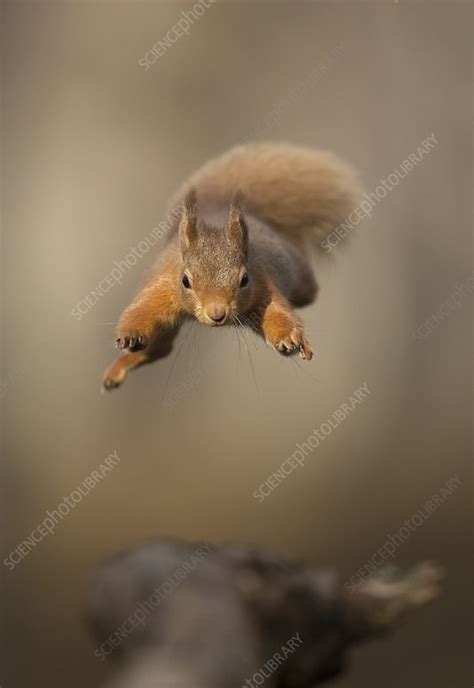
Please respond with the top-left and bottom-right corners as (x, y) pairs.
(103, 143), (360, 390)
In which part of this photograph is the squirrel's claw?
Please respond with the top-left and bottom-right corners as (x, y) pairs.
(116, 333), (147, 353)
(298, 337), (313, 360)
(273, 328), (313, 360)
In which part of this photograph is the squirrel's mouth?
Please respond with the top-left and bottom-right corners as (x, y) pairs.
(195, 312), (228, 327)
(204, 317), (228, 327)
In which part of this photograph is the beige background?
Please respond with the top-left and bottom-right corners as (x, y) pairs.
(1, 1), (472, 686)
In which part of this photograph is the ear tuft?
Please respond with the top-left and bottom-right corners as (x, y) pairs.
(179, 187), (198, 253)
(228, 189), (248, 256)
(183, 186), (198, 221)
(230, 188), (245, 213)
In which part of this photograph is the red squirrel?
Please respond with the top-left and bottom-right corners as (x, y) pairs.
(103, 143), (360, 390)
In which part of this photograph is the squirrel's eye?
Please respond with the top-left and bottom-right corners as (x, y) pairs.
(240, 272), (249, 288)
(182, 274), (192, 289)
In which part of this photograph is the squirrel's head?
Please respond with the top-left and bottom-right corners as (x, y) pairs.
(178, 188), (252, 326)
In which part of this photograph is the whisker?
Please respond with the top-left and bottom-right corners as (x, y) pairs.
(232, 323), (243, 373)
(160, 326), (189, 406)
(185, 319), (199, 373)
(190, 319), (201, 370)
(234, 315), (259, 394)
(236, 312), (260, 336)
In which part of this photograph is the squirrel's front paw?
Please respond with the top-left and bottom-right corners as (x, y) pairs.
(116, 332), (148, 352)
(271, 327), (313, 360)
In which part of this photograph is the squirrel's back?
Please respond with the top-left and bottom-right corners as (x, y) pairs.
(171, 142), (361, 253)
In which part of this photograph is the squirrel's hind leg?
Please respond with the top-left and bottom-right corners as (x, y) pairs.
(103, 324), (182, 391)
(103, 351), (150, 391)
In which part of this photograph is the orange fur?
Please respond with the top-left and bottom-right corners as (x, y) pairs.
(249, 277), (313, 359)
(116, 263), (182, 349)
(103, 351), (149, 390)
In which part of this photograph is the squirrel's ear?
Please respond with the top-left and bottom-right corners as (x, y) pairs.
(179, 187), (198, 253)
(228, 190), (248, 256)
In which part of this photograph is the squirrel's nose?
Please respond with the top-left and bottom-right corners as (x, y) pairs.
(206, 305), (227, 323)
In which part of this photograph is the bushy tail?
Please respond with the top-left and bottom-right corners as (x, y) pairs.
(174, 142), (361, 253)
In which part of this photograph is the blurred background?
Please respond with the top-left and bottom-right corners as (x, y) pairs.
(1, 1), (472, 686)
